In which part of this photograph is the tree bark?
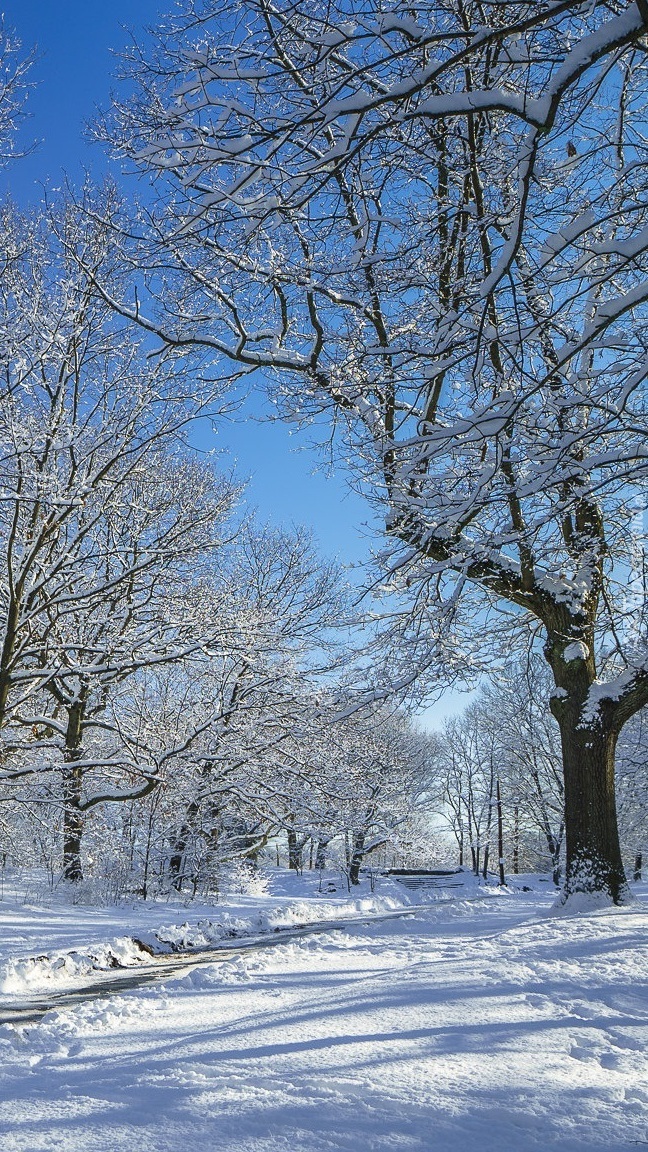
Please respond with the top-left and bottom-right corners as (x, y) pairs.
(543, 612), (629, 904)
(552, 704), (626, 903)
(349, 832), (365, 885)
(62, 762), (84, 882)
(287, 828), (303, 871)
(549, 824), (564, 887)
(315, 838), (329, 870)
(496, 778), (505, 886)
(169, 801), (200, 890)
(62, 701), (85, 882)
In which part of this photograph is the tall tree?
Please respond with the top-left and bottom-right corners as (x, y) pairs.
(106, 0), (648, 903)
(157, 523), (349, 891)
(440, 667), (566, 881)
(0, 199), (235, 878)
(480, 662), (566, 883)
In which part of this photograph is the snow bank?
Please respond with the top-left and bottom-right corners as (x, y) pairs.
(154, 892), (407, 950)
(0, 936), (150, 996)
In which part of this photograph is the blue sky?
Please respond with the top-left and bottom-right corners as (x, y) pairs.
(1, 0), (373, 565)
(0, 0), (473, 725)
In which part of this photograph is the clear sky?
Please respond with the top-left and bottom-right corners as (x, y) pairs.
(1, 0), (374, 564)
(0, 0), (473, 725)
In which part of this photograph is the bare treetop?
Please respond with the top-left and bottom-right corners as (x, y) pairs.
(0, 24), (33, 166)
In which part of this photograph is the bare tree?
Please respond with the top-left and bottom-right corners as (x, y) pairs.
(0, 23), (32, 165)
(439, 710), (498, 878)
(479, 662), (566, 884)
(280, 705), (439, 883)
(102, 0), (648, 903)
(0, 199), (237, 879)
(147, 523), (350, 892)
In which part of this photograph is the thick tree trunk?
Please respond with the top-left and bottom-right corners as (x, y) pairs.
(287, 828), (303, 871)
(545, 623), (628, 904)
(168, 841), (186, 889)
(315, 838), (329, 870)
(169, 801), (200, 890)
(554, 709), (626, 903)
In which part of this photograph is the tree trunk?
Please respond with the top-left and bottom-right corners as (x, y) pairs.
(62, 762), (84, 882)
(545, 624), (628, 904)
(549, 823), (564, 887)
(168, 842), (186, 890)
(287, 828), (302, 871)
(315, 838), (329, 870)
(169, 801), (200, 891)
(554, 708), (626, 903)
(62, 701), (85, 882)
(349, 832), (365, 885)
(496, 778), (505, 886)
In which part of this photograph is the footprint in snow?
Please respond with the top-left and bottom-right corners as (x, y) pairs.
(598, 1051), (622, 1071)
(607, 1031), (645, 1052)
(524, 994), (549, 1009)
(569, 1039), (598, 1061)
(565, 1000), (601, 1020)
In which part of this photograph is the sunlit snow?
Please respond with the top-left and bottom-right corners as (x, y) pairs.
(0, 871), (646, 1151)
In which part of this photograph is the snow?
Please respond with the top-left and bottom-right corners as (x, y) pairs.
(563, 641), (589, 663)
(0, 871), (647, 1151)
(0, 871), (405, 1000)
(582, 663), (648, 724)
(0, 936), (150, 997)
(153, 892), (406, 952)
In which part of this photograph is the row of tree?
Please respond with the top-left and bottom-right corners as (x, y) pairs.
(0, 204), (436, 891)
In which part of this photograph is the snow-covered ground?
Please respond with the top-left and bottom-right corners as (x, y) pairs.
(0, 870), (646, 1151)
(0, 868), (408, 998)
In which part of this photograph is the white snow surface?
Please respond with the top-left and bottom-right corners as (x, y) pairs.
(0, 870), (647, 1150)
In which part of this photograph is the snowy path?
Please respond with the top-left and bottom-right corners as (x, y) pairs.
(0, 908), (421, 1025)
(1, 890), (647, 1151)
